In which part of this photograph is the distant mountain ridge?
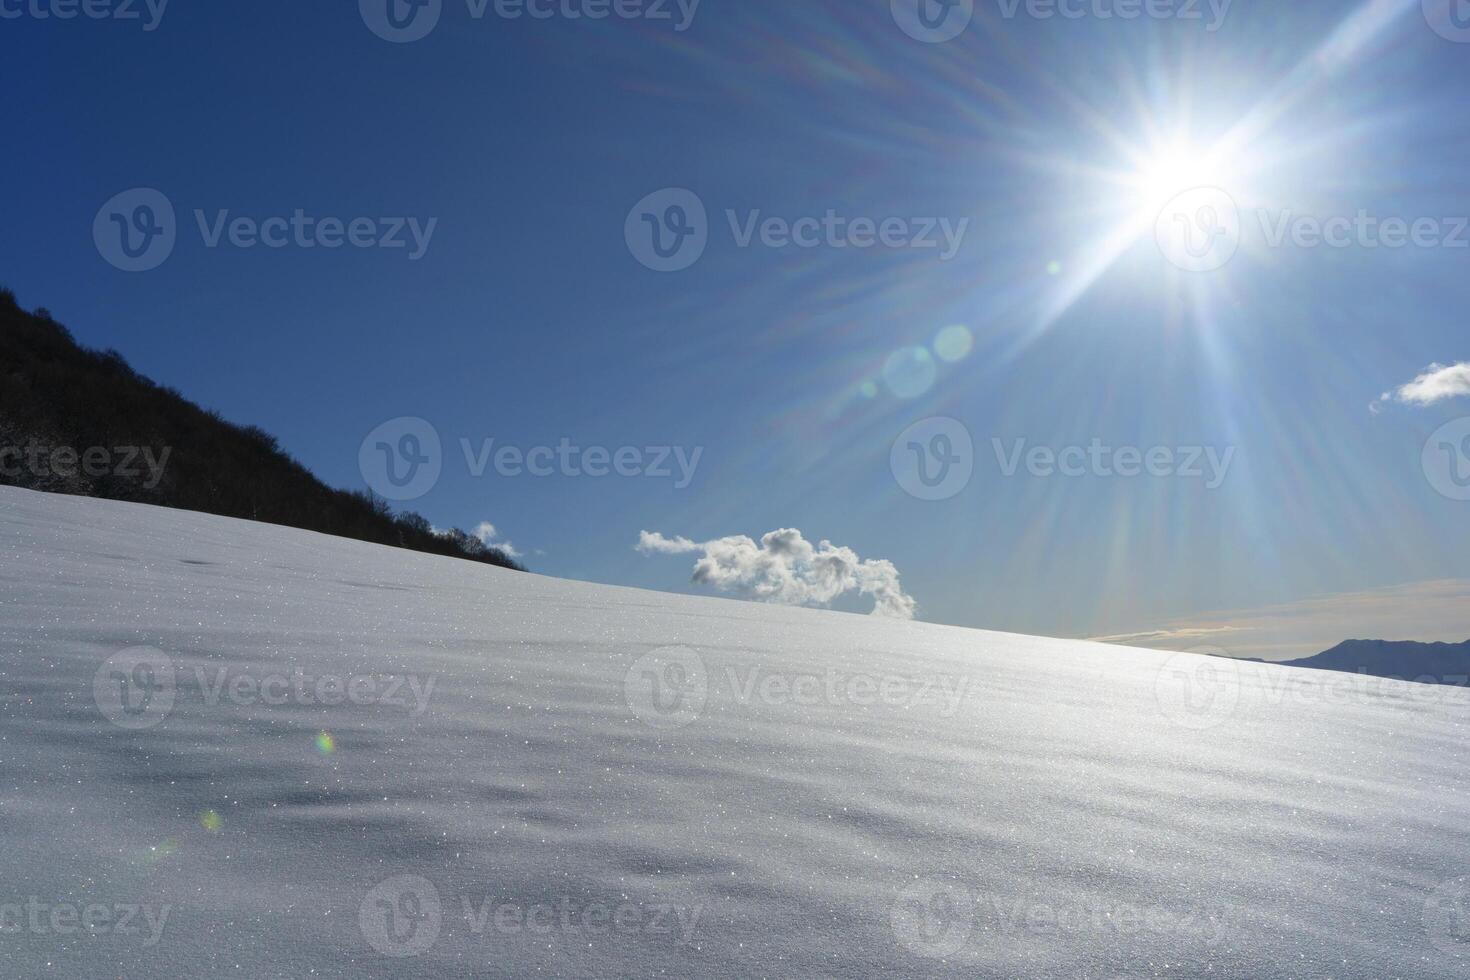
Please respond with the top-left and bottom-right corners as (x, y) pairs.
(0, 287), (522, 571)
(1279, 639), (1470, 686)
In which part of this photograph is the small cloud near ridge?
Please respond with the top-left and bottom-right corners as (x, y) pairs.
(637, 528), (916, 619)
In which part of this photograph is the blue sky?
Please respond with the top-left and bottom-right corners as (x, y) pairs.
(3, 0), (1469, 654)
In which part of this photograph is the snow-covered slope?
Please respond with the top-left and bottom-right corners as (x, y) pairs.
(2, 486), (1468, 979)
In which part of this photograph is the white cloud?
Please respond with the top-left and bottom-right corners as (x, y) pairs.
(472, 521), (522, 559)
(430, 522), (523, 558)
(636, 531), (698, 555)
(636, 528), (916, 619)
(1372, 362), (1470, 413)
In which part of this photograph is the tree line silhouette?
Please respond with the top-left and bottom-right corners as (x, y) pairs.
(0, 287), (523, 571)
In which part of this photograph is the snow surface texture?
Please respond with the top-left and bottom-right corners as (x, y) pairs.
(2, 485), (1469, 979)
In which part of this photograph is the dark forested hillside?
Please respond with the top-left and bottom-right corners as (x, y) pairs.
(0, 288), (522, 571)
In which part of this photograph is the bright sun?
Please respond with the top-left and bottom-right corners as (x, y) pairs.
(1132, 142), (1233, 212)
